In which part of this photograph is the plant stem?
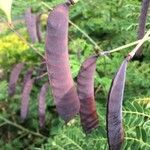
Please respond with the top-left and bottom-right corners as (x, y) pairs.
(101, 37), (150, 55)
(69, 21), (100, 50)
(128, 30), (150, 59)
(36, 72), (48, 80)
(0, 115), (46, 138)
(8, 24), (45, 59)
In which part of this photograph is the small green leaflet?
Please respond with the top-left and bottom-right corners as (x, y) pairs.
(0, 0), (13, 23)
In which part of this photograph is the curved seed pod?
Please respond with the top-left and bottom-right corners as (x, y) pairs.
(25, 8), (38, 43)
(77, 55), (99, 134)
(45, 2), (80, 123)
(38, 82), (49, 128)
(135, 0), (150, 57)
(106, 59), (128, 150)
(36, 14), (42, 42)
(22, 68), (33, 91)
(8, 63), (24, 97)
(20, 78), (34, 121)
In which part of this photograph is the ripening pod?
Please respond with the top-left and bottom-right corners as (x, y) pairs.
(106, 59), (128, 150)
(22, 68), (33, 91)
(36, 13), (42, 42)
(25, 8), (38, 43)
(8, 63), (24, 97)
(20, 77), (34, 121)
(25, 8), (42, 43)
(45, 2), (80, 123)
(38, 82), (49, 128)
(77, 55), (99, 133)
(135, 0), (150, 57)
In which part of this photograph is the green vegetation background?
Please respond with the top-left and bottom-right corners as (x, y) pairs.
(0, 0), (150, 149)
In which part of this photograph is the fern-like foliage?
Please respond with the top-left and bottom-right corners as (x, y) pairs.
(122, 98), (150, 150)
(42, 97), (150, 150)
(0, 81), (8, 100)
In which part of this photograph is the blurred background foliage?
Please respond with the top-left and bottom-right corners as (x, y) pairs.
(0, 0), (150, 149)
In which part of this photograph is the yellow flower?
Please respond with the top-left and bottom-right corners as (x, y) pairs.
(0, 34), (28, 54)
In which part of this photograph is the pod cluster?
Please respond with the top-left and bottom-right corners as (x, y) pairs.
(8, 1), (145, 149)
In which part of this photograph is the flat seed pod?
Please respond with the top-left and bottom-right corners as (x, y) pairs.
(8, 63), (24, 97)
(77, 55), (99, 133)
(106, 59), (128, 150)
(138, 0), (150, 39)
(25, 8), (38, 43)
(21, 78), (34, 121)
(38, 82), (49, 128)
(45, 3), (80, 122)
(135, 0), (150, 57)
(22, 68), (33, 91)
(36, 14), (42, 42)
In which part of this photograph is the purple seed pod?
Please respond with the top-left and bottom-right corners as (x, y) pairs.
(138, 0), (150, 39)
(25, 8), (38, 43)
(45, 3), (80, 123)
(38, 82), (49, 128)
(20, 78), (34, 121)
(8, 63), (24, 97)
(36, 14), (42, 42)
(135, 0), (150, 57)
(77, 55), (99, 133)
(106, 59), (128, 150)
(22, 68), (33, 91)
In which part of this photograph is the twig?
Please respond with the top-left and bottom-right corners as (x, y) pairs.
(16, 132), (28, 140)
(36, 72), (48, 80)
(98, 36), (150, 57)
(101, 37), (150, 55)
(94, 84), (102, 95)
(8, 24), (45, 60)
(0, 116), (46, 138)
(69, 21), (100, 50)
(127, 30), (150, 59)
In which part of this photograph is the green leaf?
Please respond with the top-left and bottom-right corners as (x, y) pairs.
(133, 101), (144, 113)
(0, 0), (13, 23)
(126, 101), (136, 112)
(141, 128), (147, 143)
(136, 126), (142, 140)
(122, 140), (128, 150)
(124, 139), (134, 150)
